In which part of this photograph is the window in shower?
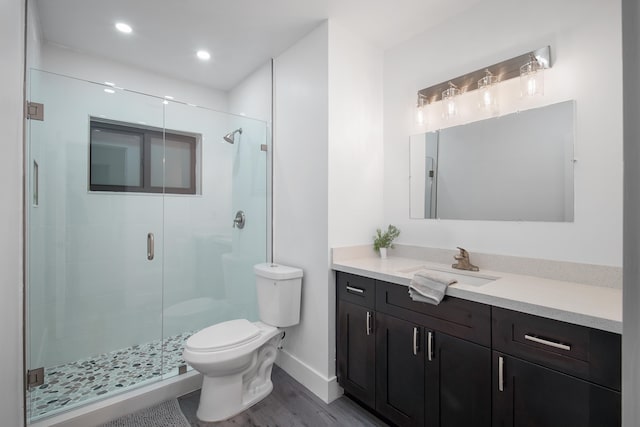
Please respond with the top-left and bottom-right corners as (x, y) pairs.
(90, 119), (197, 194)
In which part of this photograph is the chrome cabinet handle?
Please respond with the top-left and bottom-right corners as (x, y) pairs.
(366, 311), (372, 336)
(498, 356), (504, 392)
(346, 286), (364, 294)
(427, 331), (434, 362)
(413, 327), (419, 355)
(147, 233), (154, 261)
(524, 334), (571, 351)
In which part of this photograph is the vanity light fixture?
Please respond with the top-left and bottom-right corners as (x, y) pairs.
(442, 82), (460, 120)
(196, 50), (211, 61)
(115, 22), (132, 34)
(520, 54), (544, 97)
(416, 46), (551, 117)
(415, 93), (427, 125)
(478, 69), (499, 114)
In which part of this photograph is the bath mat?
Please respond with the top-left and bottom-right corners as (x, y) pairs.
(100, 399), (190, 427)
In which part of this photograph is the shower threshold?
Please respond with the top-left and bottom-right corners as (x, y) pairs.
(28, 330), (194, 421)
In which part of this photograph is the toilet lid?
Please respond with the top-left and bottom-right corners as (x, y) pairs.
(185, 319), (260, 352)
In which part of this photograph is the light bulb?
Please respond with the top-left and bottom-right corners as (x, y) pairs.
(416, 106), (425, 125)
(415, 94), (427, 126)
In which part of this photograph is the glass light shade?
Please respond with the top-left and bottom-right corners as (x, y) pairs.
(442, 86), (460, 119)
(478, 72), (499, 114)
(520, 60), (544, 97)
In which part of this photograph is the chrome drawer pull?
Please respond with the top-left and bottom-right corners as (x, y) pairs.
(524, 334), (571, 351)
(413, 327), (419, 355)
(498, 356), (504, 392)
(427, 331), (434, 362)
(366, 311), (372, 336)
(346, 285), (364, 294)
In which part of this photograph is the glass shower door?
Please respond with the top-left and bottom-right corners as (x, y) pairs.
(160, 102), (269, 375)
(26, 70), (166, 422)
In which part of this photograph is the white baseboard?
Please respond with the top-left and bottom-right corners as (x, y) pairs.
(30, 371), (202, 427)
(275, 349), (343, 404)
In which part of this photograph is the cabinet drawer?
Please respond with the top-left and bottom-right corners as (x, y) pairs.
(492, 307), (621, 390)
(337, 272), (375, 309)
(375, 280), (491, 346)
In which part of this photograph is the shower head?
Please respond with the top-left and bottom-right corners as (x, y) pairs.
(223, 128), (242, 144)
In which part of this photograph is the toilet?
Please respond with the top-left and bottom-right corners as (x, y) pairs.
(182, 263), (303, 422)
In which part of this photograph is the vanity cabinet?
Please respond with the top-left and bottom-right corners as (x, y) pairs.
(336, 272), (492, 427)
(336, 271), (622, 427)
(337, 300), (376, 408)
(375, 312), (425, 426)
(336, 273), (376, 408)
(425, 332), (491, 427)
(492, 307), (621, 427)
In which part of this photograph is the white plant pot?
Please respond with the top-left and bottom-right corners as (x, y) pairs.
(379, 248), (388, 259)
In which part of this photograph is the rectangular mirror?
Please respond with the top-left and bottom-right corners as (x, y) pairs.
(410, 100), (575, 221)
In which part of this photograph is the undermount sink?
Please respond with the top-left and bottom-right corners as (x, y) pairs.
(397, 265), (500, 286)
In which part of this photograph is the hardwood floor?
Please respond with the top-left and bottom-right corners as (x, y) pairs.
(178, 366), (388, 426)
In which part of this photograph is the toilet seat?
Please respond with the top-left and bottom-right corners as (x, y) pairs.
(185, 319), (260, 352)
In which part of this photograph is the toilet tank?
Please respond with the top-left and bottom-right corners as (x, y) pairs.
(254, 263), (303, 327)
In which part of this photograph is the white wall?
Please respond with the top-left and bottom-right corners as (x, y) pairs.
(328, 21), (384, 248)
(327, 19), (383, 383)
(39, 44), (228, 112)
(272, 22), (331, 398)
(0, 0), (26, 426)
(622, 0), (639, 425)
(228, 62), (272, 122)
(272, 19), (383, 402)
(383, 0), (622, 266)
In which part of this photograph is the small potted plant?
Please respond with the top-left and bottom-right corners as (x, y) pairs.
(373, 225), (400, 259)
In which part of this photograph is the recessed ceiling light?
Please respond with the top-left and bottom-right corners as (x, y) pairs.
(164, 95), (174, 100)
(104, 88), (115, 94)
(115, 22), (132, 34)
(104, 81), (115, 86)
(196, 50), (211, 61)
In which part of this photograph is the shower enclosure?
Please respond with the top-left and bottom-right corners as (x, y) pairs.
(25, 70), (269, 422)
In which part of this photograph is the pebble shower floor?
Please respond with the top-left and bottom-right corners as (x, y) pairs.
(27, 331), (194, 420)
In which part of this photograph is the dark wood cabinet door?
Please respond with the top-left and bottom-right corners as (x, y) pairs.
(493, 351), (621, 427)
(337, 301), (376, 408)
(425, 332), (491, 427)
(376, 312), (425, 427)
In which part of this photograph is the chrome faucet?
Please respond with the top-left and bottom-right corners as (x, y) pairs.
(452, 247), (479, 272)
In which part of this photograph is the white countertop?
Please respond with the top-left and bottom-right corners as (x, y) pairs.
(332, 256), (622, 334)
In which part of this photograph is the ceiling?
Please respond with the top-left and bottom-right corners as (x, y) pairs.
(34, 0), (481, 91)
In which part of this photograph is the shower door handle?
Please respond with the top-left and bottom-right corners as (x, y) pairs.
(147, 233), (154, 261)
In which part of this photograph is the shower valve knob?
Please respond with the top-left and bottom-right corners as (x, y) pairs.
(233, 210), (246, 229)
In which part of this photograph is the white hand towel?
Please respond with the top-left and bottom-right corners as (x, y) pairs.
(408, 270), (457, 305)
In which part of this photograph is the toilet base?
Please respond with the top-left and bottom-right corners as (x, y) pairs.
(195, 335), (280, 422)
